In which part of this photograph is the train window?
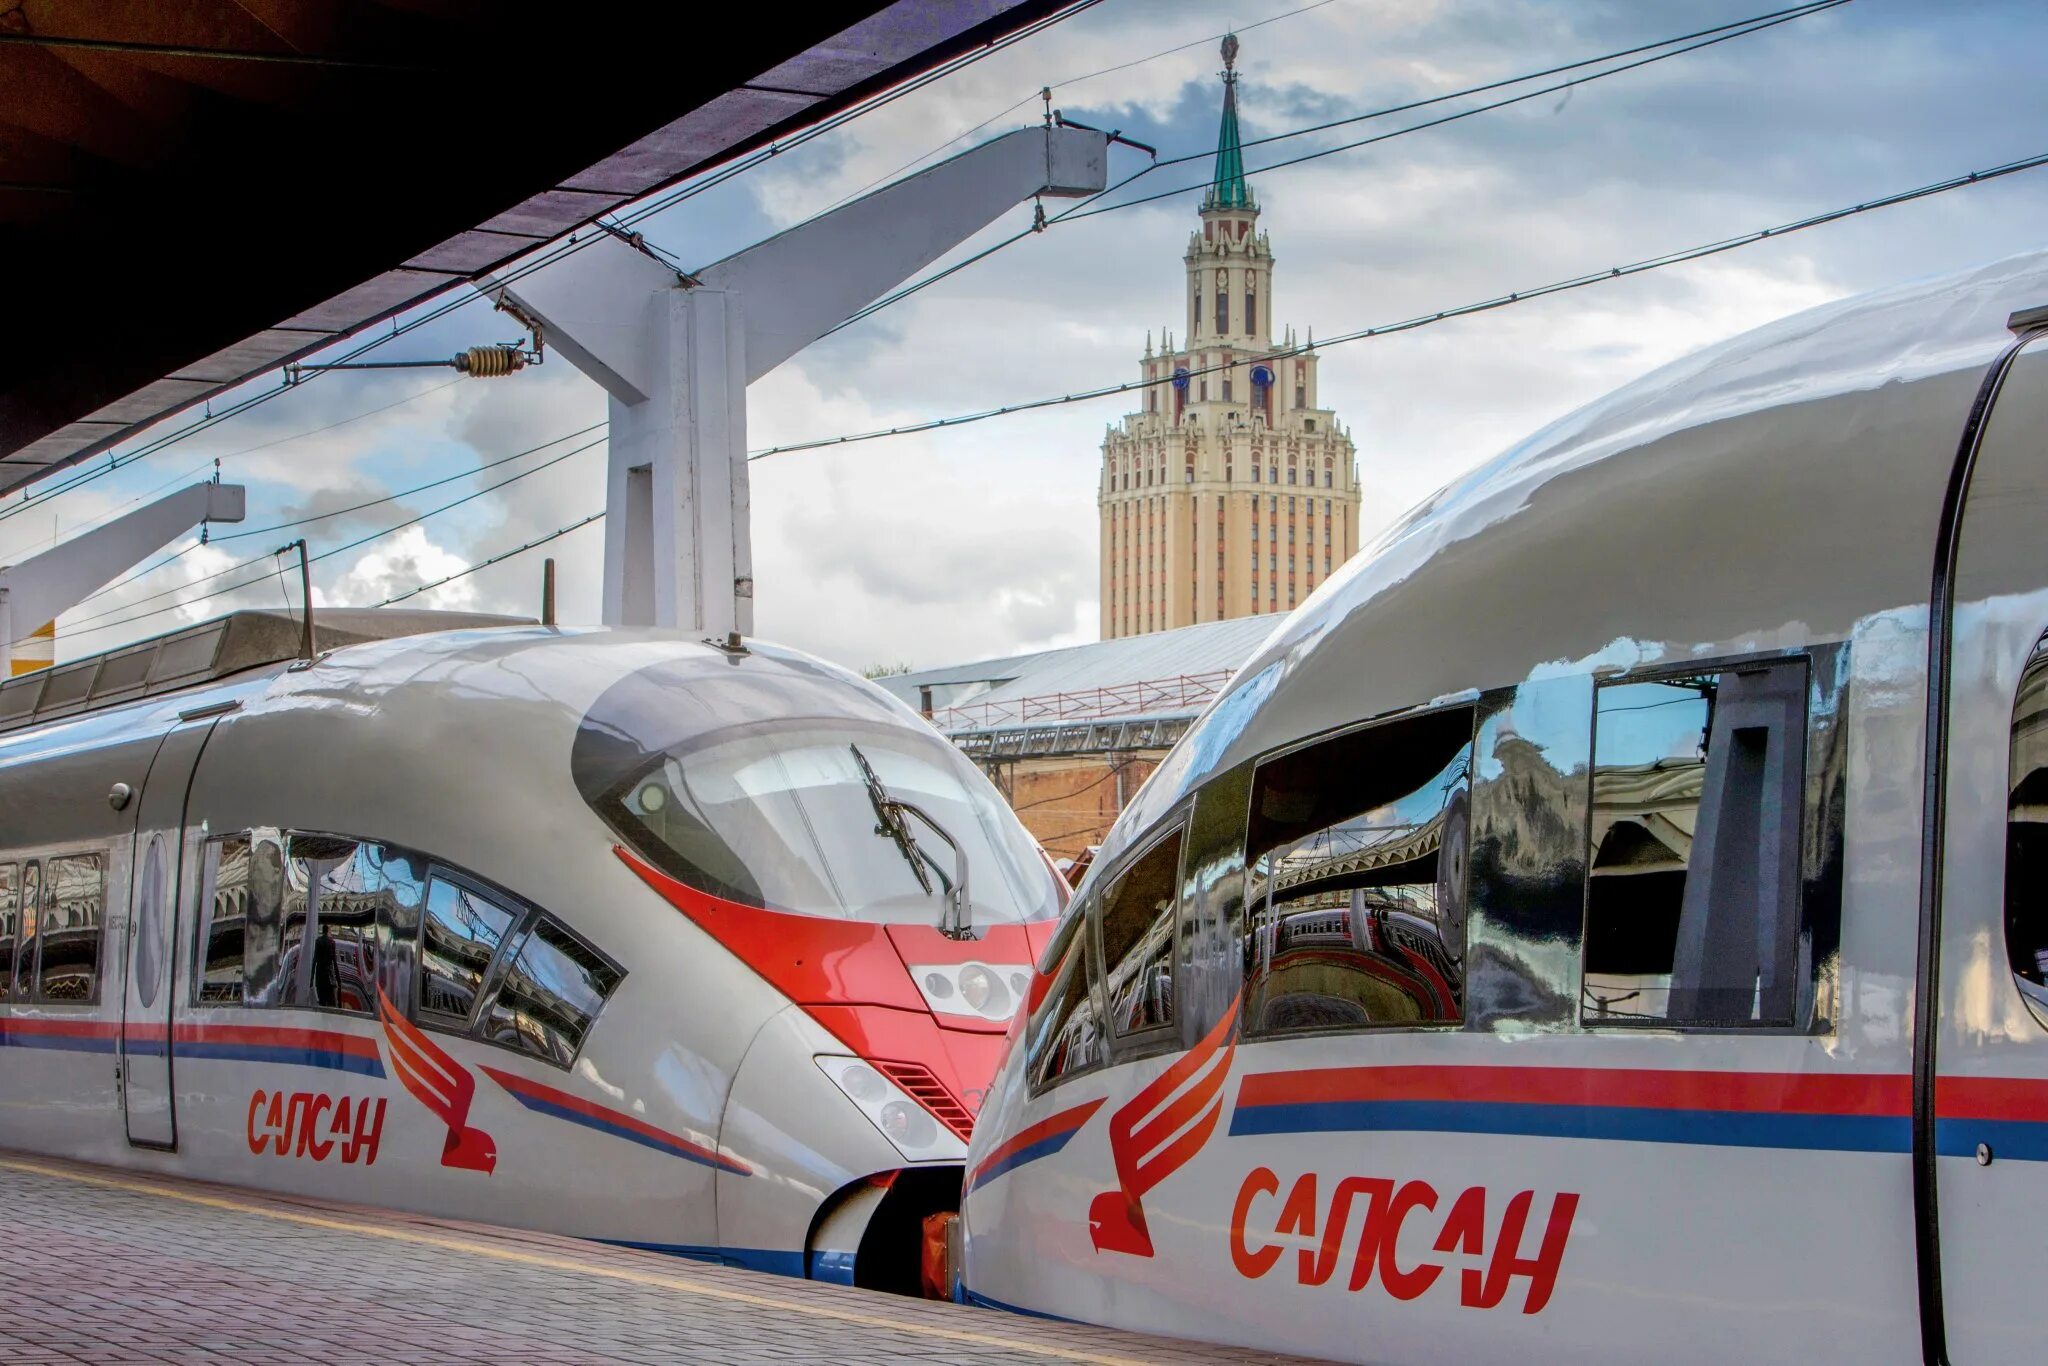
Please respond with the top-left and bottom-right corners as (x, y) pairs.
(1583, 660), (1807, 1027)
(38, 853), (104, 1003)
(2006, 640), (2048, 1030)
(1098, 826), (1184, 1036)
(284, 836), (382, 1016)
(1024, 905), (1104, 1092)
(241, 830), (290, 1005)
(419, 875), (517, 1027)
(372, 849), (427, 1015)
(478, 916), (622, 1068)
(0, 862), (15, 1003)
(12, 862), (37, 1000)
(194, 835), (250, 1004)
(1242, 706), (1473, 1035)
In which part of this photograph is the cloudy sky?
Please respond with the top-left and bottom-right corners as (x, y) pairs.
(14, 0), (2048, 673)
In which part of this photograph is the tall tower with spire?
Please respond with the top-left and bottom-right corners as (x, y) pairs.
(1097, 36), (1361, 639)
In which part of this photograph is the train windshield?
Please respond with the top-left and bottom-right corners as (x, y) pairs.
(573, 654), (1060, 926)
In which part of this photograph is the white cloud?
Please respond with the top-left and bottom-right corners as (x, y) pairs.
(324, 526), (478, 612)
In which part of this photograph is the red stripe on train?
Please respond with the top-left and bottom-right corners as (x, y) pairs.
(1237, 1065), (1914, 1117)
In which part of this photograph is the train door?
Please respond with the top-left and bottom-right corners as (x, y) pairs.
(120, 717), (216, 1149)
(1927, 325), (2048, 1362)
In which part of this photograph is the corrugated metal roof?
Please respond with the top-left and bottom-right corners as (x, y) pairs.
(878, 616), (1277, 723)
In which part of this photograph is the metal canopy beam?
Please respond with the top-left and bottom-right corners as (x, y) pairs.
(0, 481), (245, 674)
(493, 124), (1108, 640)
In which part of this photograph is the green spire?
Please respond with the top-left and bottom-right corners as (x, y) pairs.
(1204, 34), (1255, 212)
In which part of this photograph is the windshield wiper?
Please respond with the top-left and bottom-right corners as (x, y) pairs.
(850, 743), (976, 940)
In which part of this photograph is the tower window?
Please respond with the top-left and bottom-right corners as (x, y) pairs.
(1217, 289), (1229, 334)
(1246, 289), (1256, 337)
(1223, 379), (1233, 402)
(1295, 385), (1306, 410)
(1304, 418), (1317, 433)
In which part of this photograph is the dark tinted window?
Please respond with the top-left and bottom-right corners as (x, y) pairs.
(480, 917), (622, 1067)
(0, 862), (15, 1003)
(1024, 907), (1103, 1091)
(290, 836), (380, 1015)
(242, 831), (288, 1005)
(2007, 643), (2048, 1029)
(1584, 661), (1807, 1027)
(420, 876), (516, 1025)
(198, 833), (428, 1013)
(196, 835), (250, 1004)
(12, 862), (37, 1000)
(1099, 827), (1182, 1036)
(1243, 707), (1473, 1034)
(39, 853), (103, 1003)
(372, 848), (426, 1015)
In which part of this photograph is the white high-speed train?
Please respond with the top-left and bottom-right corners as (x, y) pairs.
(962, 249), (2048, 1362)
(0, 609), (1065, 1292)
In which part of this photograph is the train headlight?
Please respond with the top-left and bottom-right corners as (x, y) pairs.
(814, 1055), (964, 1162)
(909, 962), (1029, 1022)
(959, 964), (1000, 1014)
(840, 1062), (888, 1105)
(880, 1100), (939, 1150)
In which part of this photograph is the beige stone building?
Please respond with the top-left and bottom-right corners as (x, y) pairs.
(1098, 37), (1361, 640)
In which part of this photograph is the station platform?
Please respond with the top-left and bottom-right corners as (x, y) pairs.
(0, 1151), (1299, 1365)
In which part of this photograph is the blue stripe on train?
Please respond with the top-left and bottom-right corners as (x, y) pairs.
(966, 1129), (1086, 1194)
(0, 1030), (383, 1077)
(0, 1031), (118, 1055)
(600, 1239), (808, 1279)
(499, 1089), (731, 1170)
(174, 1041), (385, 1077)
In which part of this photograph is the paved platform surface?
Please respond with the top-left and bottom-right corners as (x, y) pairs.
(0, 1151), (1305, 1365)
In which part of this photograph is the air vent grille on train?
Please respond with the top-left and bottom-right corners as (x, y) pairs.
(874, 1060), (976, 1141)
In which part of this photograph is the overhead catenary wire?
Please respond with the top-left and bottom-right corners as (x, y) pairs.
(37, 434), (608, 647)
(375, 512), (605, 607)
(65, 422), (609, 615)
(747, 147), (2048, 461)
(827, 0), (1851, 334)
(0, 373), (469, 532)
(208, 420), (608, 544)
(0, 1), (1100, 524)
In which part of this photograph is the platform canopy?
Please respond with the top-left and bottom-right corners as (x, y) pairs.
(0, 0), (1077, 495)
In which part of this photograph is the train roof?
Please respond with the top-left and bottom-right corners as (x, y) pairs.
(0, 607), (531, 735)
(1105, 246), (2048, 868)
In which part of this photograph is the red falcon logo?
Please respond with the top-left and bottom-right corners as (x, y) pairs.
(1089, 1000), (1240, 1257)
(378, 986), (497, 1174)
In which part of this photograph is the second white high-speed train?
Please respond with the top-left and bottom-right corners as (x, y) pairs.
(0, 609), (1066, 1292)
(962, 249), (2048, 1362)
